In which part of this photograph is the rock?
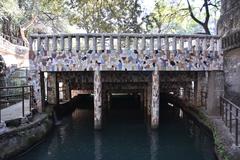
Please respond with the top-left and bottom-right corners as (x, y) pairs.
(5, 118), (21, 127)
(0, 122), (7, 134)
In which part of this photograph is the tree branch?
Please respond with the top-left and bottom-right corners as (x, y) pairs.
(186, 0), (204, 25)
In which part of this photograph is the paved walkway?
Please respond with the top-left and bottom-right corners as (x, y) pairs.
(1, 99), (30, 121)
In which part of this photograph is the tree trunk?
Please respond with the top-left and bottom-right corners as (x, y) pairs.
(203, 24), (211, 35)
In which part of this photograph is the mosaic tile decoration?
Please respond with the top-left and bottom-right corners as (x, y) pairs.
(29, 49), (223, 72)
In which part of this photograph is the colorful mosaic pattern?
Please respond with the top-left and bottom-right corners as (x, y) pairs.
(29, 49), (223, 72)
(94, 68), (102, 129)
(151, 68), (159, 129)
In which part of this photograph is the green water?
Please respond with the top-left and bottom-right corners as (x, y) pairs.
(17, 95), (217, 160)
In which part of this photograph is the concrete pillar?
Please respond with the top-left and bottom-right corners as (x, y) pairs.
(140, 91), (144, 110)
(107, 92), (111, 110)
(40, 72), (45, 112)
(206, 71), (224, 115)
(47, 73), (58, 105)
(144, 86), (148, 111)
(147, 82), (152, 117)
(151, 68), (159, 129)
(194, 72), (200, 107)
(195, 72), (207, 107)
(56, 74), (59, 106)
(94, 69), (102, 129)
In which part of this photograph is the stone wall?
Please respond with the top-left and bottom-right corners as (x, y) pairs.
(218, 0), (240, 36)
(218, 0), (240, 106)
(0, 114), (52, 160)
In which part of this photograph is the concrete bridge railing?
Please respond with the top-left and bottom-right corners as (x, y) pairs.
(29, 33), (223, 71)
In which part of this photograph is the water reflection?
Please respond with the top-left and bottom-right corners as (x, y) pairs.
(94, 131), (102, 160)
(17, 96), (217, 160)
(149, 130), (158, 160)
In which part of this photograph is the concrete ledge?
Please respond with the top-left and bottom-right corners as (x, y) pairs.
(0, 113), (53, 160)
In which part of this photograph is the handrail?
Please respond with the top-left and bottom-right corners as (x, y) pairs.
(221, 96), (240, 110)
(0, 85), (32, 90)
(220, 96), (240, 147)
(0, 85), (33, 122)
(30, 33), (220, 38)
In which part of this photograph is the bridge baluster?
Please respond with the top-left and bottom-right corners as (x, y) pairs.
(68, 36), (72, 51)
(150, 37), (154, 51)
(202, 38), (207, 51)
(157, 36), (161, 50)
(52, 36), (57, 51)
(110, 35), (114, 50)
(37, 37), (41, 51)
(117, 36), (121, 53)
(84, 35), (89, 51)
(217, 39), (222, 53)
(134, 37), (138, 50)
(180, 37), (184, 51)
(141, 36), (146, 50)
(93, 36), (97, 52)
(210, 38), (214, 52)
(195, 38), (200, 57)
(164, 36), (169, 55)
(172, 36), (177, 51)
(188, 37), (192, 51)
(101, 35), (105, 51)
(44, 37), (49, 51)
(126, 36), (130, 50)
(60, 35), (65, 51)
(76, 35), (80, 52)
(164, 36), (169, 50)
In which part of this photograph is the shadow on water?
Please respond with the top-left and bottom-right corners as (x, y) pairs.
(17, 94), (218, 160)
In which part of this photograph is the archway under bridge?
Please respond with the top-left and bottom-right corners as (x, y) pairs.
(39, 70), (223, 129)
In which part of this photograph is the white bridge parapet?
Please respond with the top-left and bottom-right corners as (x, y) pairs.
(29, 33), (223, 72)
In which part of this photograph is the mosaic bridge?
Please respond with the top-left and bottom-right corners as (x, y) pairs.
(28, 33), (224, 129)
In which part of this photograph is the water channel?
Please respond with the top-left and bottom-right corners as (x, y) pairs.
(17, 95), (217, 160)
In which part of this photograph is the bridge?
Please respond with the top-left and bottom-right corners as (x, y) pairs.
(28, 33), (224, 129)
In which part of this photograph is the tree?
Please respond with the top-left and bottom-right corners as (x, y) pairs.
(142, 0), (188, 33)
(186, 0), (220, 35)
(0, 0), (68, 44)
(67, 0), (143, 33)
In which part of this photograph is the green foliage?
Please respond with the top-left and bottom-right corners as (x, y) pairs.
(67, 0), (143, 33)
(0, 0), (220, 37)
(142, 0), (189, 33)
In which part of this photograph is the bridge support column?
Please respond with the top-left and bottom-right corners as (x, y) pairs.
(147, 83), (152, 117)
(94, 69), (102, 129)
(206, 71), (224, 115)
(151, 69), (159, 129)
(47, 73), (58, 105)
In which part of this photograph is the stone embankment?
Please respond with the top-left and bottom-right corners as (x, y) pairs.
(0, 113), (52, 160)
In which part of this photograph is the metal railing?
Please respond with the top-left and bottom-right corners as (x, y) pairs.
(220, 96), (240, 146)
(0, 85), (33, 122)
